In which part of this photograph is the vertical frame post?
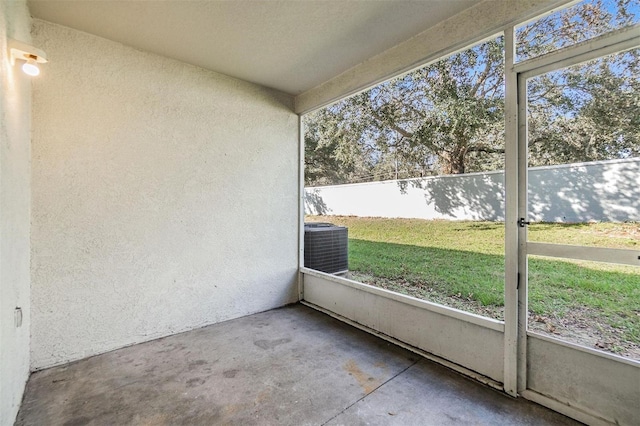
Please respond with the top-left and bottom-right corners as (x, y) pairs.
(298, 114), (306, 301)
(503, 25), (519, 397)
(516, 72), (529, 393)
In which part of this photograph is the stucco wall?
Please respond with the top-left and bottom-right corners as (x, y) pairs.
(0, 1), (32, 424)
(305, 159), (640, 223)
(30, 20), (299, 370)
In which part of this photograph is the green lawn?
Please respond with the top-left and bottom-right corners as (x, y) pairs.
(306, 216), (640, 353)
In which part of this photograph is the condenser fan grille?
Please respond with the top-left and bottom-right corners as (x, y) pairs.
(304, 223), (348, 274)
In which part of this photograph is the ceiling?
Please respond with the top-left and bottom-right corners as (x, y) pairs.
(27, 0), (482, 95)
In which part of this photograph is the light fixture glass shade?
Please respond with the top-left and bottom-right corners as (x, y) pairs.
(22, 58), (40, 76)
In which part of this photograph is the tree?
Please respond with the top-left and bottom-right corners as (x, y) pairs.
(523, 0), (640, 166)
(304, 109), (377, 186)
(527, 46), (640, 166)
(304, 0), (639, 186)
(305, 36), (505, 181)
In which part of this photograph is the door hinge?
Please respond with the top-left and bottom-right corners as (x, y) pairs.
(517, 272), (520, 290)
(518, 218), (530, 227)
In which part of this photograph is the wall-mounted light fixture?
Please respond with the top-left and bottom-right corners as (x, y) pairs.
(8, 39), (47, 76)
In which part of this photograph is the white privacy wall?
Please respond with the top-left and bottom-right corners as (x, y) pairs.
(0, 1), (32, 424)
(305, 159), (640, 222)
(31, 20), (299, 370)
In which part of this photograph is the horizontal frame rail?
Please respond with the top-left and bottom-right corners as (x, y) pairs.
(514, 23), (640, 79)
(527, 330), (640, 367)
(527, 242), (640, 266)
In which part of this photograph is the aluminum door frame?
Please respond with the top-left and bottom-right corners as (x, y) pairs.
(512, 24), (640, 423)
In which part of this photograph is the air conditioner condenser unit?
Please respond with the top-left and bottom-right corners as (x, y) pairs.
(304, 222), (348, 274)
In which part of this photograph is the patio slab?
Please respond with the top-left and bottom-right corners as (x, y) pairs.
(16, 304), (578, 425)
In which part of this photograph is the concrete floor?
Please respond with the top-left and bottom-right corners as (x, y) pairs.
(17, 304), (579, 426)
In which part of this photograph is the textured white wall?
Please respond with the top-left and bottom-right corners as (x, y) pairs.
(0, 1), (32, 424)
(31, 20), (299, 370)
(305, 159), (640, 223)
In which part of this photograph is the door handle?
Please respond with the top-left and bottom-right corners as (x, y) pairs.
(518, 218), (531, 227)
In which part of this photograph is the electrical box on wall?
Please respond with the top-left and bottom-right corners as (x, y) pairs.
(15, 307), (22, 327)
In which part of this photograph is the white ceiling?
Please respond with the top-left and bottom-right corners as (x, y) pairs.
(27, 0), (482, 95)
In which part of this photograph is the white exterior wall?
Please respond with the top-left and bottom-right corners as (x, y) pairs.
(0, 1), (32, 424)
(30, 20), (299, 370)
(305, 159), (640, 223)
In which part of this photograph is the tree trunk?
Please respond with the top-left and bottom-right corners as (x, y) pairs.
(441, 148), (466, 174)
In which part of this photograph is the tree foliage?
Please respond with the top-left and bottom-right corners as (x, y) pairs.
(527, 46), (639, 166)
(304, 0), (639, 186)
